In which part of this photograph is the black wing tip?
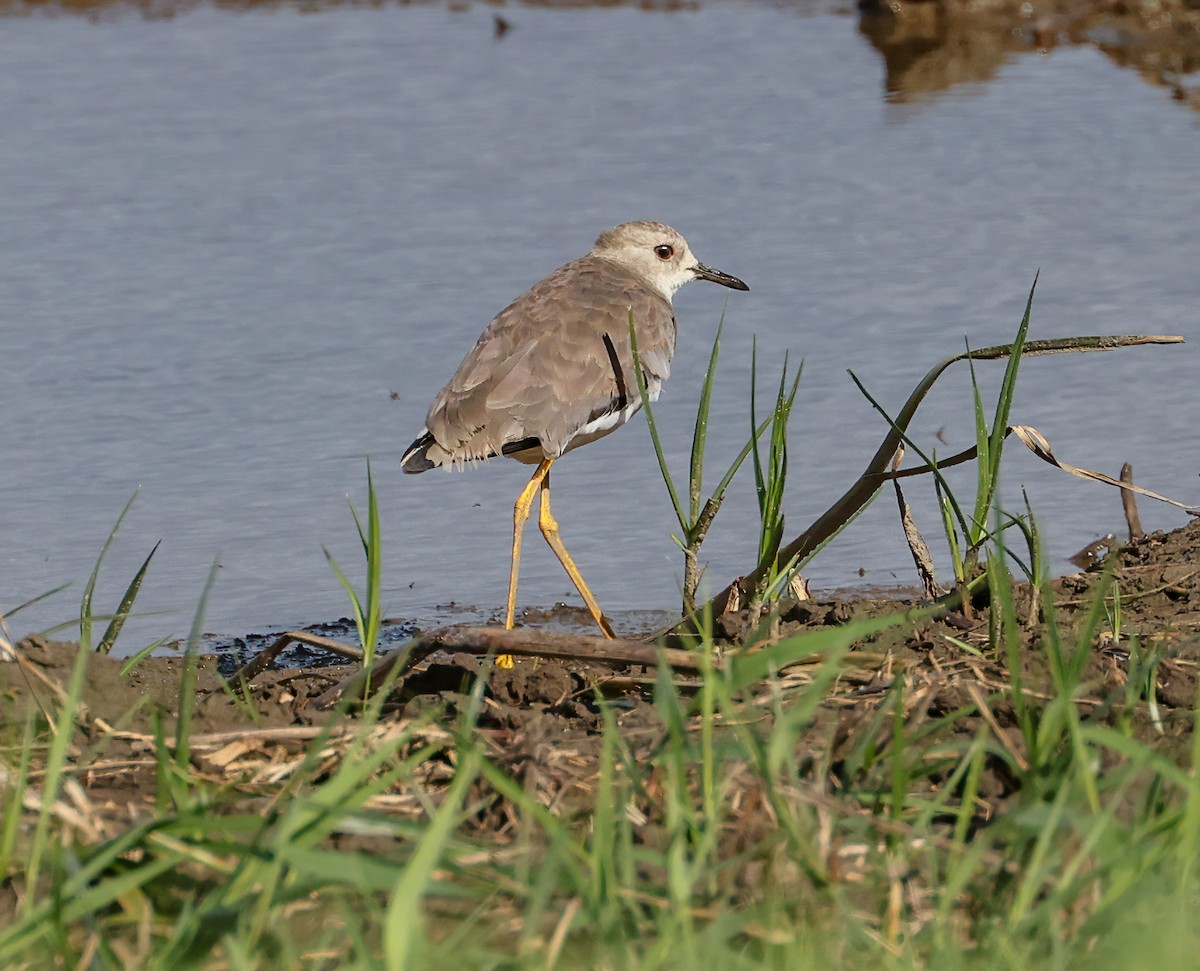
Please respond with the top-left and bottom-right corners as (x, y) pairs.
(401, 432), (437, 474)
(403, 431), (541, 471)
(500, 436), (542, 458)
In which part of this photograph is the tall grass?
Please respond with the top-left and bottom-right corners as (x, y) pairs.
(747, 340), (802, 613)
(324, 459), (384, 670)
(628, 311), (781, 619)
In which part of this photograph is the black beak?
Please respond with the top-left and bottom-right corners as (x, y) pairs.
(693, 262), (749, 291)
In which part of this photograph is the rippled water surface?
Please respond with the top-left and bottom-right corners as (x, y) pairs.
(2, 1), (1197, 645)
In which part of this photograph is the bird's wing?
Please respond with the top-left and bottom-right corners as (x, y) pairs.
(424, 257), (676, 462)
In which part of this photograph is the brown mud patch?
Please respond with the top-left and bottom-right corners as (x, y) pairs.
(3, 517), (1197, 849)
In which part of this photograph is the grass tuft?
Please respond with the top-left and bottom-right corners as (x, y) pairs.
(324, 459), (385, 672)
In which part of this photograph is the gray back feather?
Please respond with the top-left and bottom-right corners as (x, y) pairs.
(425, 254), (676, 463)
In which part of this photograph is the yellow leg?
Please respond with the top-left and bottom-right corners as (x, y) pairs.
(501, 458), (553, 667)
(538, 470), (616, 639)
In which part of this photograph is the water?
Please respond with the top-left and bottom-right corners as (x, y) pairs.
(2, 2), (1197, 648)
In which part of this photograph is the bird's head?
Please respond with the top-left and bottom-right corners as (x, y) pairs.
(591, 221), (749, 300)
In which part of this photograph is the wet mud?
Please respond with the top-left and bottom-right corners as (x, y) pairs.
(3, 516), (1197, 840)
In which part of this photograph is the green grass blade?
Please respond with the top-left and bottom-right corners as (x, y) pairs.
(383, 747), (482, 969)
(327, 461), (384, 669)
(175, 557), (221, 772)
(96, 539), (160, 655)
(364, 460), (383, 667)
(2, 582), (73, 625)
(968, 342), (992, 547)
(728, 607), (924, 692)
(118, 636), (173, 676)
(0, 854), (183, 957)
(629, 310), (688, 533)
(689, 312), (726, 522)
(848, 371), (971, 542)
(0, 720), (36, 880)
(323, 547), (367, 644)
(749, 337), (767, 560)
(711, 412), (773, 502)
(21, 632), (94, 906)
(80, 486), (141, 650)
(972, 274), (1038, 541)
(989, 273), (1038, 478)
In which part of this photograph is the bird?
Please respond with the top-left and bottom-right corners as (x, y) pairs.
(401, 220), (749, 653)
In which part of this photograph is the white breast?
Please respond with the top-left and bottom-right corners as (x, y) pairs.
(561, 382), (659, 456)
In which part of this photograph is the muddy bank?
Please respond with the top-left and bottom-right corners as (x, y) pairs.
(3, 515), (1197, 841)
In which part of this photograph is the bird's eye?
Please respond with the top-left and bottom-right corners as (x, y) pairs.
(654, 245), (674, 260)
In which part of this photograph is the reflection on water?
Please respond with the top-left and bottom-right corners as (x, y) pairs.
(4, 0), (1199, 112)
(1, 0), (715, 15)
(859, 0), (1200, 109)
(0, 0), (1196, 646)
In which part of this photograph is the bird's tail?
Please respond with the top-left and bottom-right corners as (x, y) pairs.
(400, 430), (437, 473)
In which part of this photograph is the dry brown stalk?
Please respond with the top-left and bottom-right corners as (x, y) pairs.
(312, 625), (705, 710)
(1121, 462), (1145, 541)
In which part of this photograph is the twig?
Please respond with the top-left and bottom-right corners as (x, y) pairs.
(1059, 570), (1200, 608)
(312, 626), (705, 710)
(892, 445), (939, 599)
(96, 723), (434, 753)
(964, 681), (1030, 772)
(230, 629), (363, 685)
(1121, 462), (1144, 541)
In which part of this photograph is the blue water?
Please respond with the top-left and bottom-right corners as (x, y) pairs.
(1, 3), (1196, 648)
